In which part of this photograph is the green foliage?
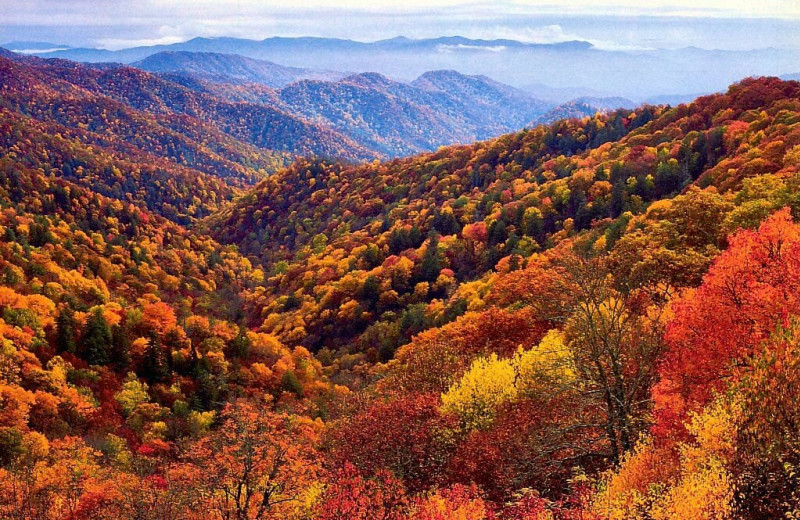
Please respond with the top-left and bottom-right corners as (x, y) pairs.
(82, 308), (112, 366)
(114, 373), (150, 416)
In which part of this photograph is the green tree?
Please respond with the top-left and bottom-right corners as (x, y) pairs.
(82, 308), (112, 365)
(56, 307), (77, 354)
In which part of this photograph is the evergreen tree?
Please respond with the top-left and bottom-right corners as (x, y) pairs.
(420, 233), (442, 282)
(140, 336), (169, 383)
(82, 308), (112, 365)
(56, 307), (77, 354)
(360, 275), (382, 308)
(228, 326), (251, 360)
(110, 324), (131, 370)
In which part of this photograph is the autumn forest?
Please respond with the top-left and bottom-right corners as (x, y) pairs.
(1, 32), (800, 520)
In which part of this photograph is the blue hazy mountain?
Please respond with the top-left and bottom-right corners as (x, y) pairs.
(129, 55), (554, 157)
(133, 51), (346, 88)
(29, 35), (799, 99)
(1, 41), (72, 53)
(531, 96), (637, 126)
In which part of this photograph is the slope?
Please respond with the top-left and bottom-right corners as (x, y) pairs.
(208, 77), (800, 362)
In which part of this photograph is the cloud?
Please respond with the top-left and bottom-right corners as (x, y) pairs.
(495, 24), (581, 44)
(469, 24), (654, 52)
(95, 24), (188, 50)
(437, 44), (507, 53)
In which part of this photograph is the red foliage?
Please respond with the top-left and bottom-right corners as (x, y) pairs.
(316, 463), (408, 520)
(653, 208), (800, 440)
(327, 393), (456, 492)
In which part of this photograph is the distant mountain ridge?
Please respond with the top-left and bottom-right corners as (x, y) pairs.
(0, 49), (555, 164)
(29, 36), (592, 64)
(23, 35), (800, 99)
(134, 51), (346, 87)
(124, 51), (555, 156)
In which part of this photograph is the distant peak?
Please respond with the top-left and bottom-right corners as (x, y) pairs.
(378, 36), (412, 43)
(341, 71), (393, 85)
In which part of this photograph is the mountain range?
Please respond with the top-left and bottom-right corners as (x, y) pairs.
(131, 51), (557, 156)
(4, 48), (638, 162)
(11, 35), (800, 99)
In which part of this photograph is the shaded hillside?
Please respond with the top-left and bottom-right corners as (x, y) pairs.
(411, 70), (550, 131)
(532, 97), (638, 126)
(3, 50), (553, 162)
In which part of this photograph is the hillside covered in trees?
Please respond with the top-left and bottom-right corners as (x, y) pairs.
(1, 71), (800, 520)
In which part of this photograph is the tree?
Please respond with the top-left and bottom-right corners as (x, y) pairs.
(82, 308), (113, 366)
(56, 307), (77, 354)
(328, 393), (455, 492)
(110, 324), (132, 370)
(654, 208), (800, 439)
(190, 401), (320, 520)
(406, 484), (491, 520)
(115, 373), (150, 416)
(420, 233), (442, 283)
(440, 353), (518, 432)
(140, 336), (170, 384)
(508, 245), (666, 462)
(315, 463), (407, 520)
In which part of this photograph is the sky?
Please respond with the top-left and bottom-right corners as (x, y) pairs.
(1, 0), (799, 51)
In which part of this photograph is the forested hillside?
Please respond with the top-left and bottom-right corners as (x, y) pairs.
(0, 52), (374, 186)
(1, 74), (800, 519)
(133, 52), (554, 157)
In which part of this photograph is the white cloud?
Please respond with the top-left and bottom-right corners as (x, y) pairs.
(437, 44), (507, 52)
(469, 24), (655, 52)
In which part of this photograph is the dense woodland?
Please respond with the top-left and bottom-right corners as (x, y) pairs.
(1, 51), (800, 520)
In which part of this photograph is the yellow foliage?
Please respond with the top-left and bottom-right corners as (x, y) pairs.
(514, 330), (576, 395)
(598, 398), (739, 520)
(592, 439), (676, 520)
(441, 330), (577, 431)
(440, 353), (517, 431)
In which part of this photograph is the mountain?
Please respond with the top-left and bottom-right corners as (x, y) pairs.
(411, 70), (549, 129)
(270, 70), (551, 156)
(531, 96), (637, 125)
(644, 92), (713, 105)
(208, 77), (800, 354)
(782, 72), (800, 81)
(572, 96), (637, 110)
(521, 82), (613, 103)
(29, 35), (591, 65)
(129, 55), (553, 157)
(2, 74), (800, 518)
(28, 36), (800, 99)
(0, 50), (554, 162)
(1, 41), (72, 53)
(0, 52), (375, 222)
(133, 51), (346, 87)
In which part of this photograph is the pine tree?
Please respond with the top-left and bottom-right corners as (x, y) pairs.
(56, 307), (77, 354)
(420, 233), (442, 282)
(228, 326), (251, 359)
(110, 324), (131, 370)
(140, 336), (169, 383)
(82, 308), (112, 365)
